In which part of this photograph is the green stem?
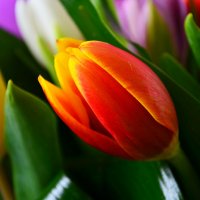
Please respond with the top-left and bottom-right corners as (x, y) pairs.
(168, 147), (200, 200)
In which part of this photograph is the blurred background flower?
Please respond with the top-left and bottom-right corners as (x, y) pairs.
(15, 0), (84, 82)
(0, 0), (85, 82)
(108, 0), (188, 63)
(0, 0), (20, 37)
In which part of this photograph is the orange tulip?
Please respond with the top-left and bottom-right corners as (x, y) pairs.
(39, 38), (179, 160)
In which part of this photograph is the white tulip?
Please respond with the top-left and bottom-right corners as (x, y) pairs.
(15, 0), (84, 69)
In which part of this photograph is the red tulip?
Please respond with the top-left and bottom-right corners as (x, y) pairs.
(38, 38), (179, 160)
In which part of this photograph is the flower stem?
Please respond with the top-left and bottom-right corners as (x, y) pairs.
(168, 147), (200, 200)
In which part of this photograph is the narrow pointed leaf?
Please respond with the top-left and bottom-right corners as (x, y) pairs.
(5, 81), (92, 200)
(185, 14), (200, 68)
(5, 81), (62, 200)
(159, 53), (200, 100)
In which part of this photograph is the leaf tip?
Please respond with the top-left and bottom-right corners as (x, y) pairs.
(6, 80), (14, 99)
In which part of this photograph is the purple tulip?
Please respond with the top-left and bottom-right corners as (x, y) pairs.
(0, 0), (21, 37)
(114, 0), (187, 62)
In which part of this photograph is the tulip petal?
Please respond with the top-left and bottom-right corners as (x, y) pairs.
(56, 38), (83, 52)
(38, 76), (131, 159)
(55, 51), (75, 92)
(39, 74), (89, 126)
(55, 51), (90, 126)
(68, 53), (175, 159)
(80, 41), (178, 134)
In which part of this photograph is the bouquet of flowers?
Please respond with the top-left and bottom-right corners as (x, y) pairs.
(1, 0), (200, 199)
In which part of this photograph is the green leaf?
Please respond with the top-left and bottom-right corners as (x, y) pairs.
(157, 55), (200, 173)
(67, 156), (184, 200)
(159, 53), (200, 100)
(130, 41), (152, 61)
(185, 14), (200, 69)
(0, 29), (50, 97)
(59, 0), (127, 50)
(147, 1), (176, 62)
(104, 159), (184, 200)
(186, 47), (200, 81)
(38, 172), (92, 200)
(5, 81), (93, 200)
(5, 81), (62, 200)
(106, 0), (119, 23)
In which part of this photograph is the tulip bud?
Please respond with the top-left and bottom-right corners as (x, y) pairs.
(0, 72), (6, 160)
(39, 38), (179, 161)
(112, 0), (187, 62)
(15, 0), (84, 69)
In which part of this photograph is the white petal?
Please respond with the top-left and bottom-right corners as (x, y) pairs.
(15, 0), (47, 66)
(29, 0), (84, 53)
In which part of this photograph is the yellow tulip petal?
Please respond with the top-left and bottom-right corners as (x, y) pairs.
(56, 38), (83, 52)
(39, 75), (89, 126)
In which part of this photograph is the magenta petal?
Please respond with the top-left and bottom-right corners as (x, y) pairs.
(114, 0), (188, 62)
(0, 0), (21, 37)
(114, 0), (149, 47)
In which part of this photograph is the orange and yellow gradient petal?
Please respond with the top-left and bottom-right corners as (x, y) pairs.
(38, 76), (131, 159)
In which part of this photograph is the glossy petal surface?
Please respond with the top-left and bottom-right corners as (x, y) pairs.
(80, 41), (178, 134)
